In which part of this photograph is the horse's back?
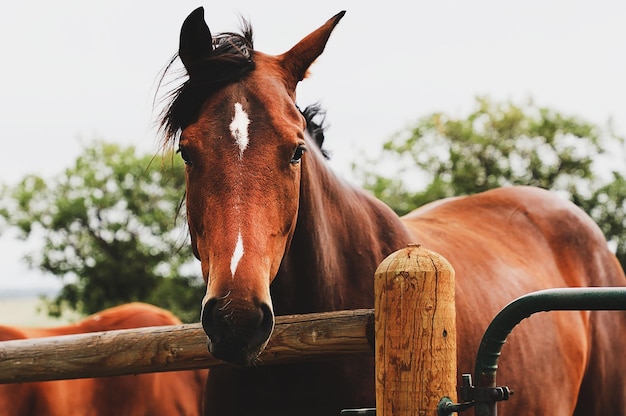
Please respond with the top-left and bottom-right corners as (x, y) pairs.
(19, 302), (182, 338)
(402, 186), (626, 415)
(402, 186), (624, 288)
(0, 303), (207, 416)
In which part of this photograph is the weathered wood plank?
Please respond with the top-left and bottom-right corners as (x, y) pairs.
(0, 309), (374, 383)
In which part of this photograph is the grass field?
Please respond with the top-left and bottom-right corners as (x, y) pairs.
(0, 295), (77, 327)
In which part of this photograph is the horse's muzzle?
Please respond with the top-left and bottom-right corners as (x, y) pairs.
(201, 297), (274, 366)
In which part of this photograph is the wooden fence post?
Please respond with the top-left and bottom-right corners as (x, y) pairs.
(375, 244), (457, 415)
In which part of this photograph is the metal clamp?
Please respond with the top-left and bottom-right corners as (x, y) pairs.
(460, 374), (513, 403)
(438, 374), (513, 415)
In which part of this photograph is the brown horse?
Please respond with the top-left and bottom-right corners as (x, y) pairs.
(160, 7), (626, 415)
(0, 303), (207, 415)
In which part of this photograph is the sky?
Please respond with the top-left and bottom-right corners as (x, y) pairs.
(1, 0), (625, 292)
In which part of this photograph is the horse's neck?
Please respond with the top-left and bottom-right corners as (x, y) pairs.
(273, 155), (414, 315)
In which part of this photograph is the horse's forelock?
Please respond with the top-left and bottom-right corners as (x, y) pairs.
(157, 22), (255, 148)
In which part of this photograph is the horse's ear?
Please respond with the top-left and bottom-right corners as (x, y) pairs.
(179, 7), (213, 77)
(280, 11), (345, 89)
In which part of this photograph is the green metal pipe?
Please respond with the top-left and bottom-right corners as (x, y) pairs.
(473, 287), (626, 416)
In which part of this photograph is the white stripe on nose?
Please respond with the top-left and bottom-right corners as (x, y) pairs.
(229, 102), (250, 159)
(230, 231), (244, 278)
(228, 103), (248, 277)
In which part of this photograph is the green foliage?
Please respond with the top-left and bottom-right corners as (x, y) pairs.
(575, 172), (626, 268)
(1, 142), (202, 322)
(356, 96), (626, 268)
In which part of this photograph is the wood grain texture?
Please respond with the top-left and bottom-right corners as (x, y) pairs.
(375, 244), (457, 415)
(0, 309), (374, 383)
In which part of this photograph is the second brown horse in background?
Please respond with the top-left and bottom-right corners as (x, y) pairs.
(0, 302), (207, 415)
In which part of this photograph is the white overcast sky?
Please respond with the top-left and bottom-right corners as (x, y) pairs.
(1, 0), (625, 291)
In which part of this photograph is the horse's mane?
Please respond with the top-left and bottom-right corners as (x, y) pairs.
(301, 104), (330, 160)
(158, 19), (330, 159)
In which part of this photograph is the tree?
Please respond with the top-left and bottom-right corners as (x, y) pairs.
(0, 142), (202, 323)
(355, 96), (626, 268)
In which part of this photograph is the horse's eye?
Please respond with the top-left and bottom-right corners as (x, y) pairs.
(177, 146), (193, 166)
(291, 145), (307, 164)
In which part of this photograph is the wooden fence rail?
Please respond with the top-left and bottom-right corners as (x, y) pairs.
(0, 309), (374, 383)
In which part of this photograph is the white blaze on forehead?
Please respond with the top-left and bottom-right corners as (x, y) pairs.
(230, 231), (244, 277)
(229, 102), (250, 159)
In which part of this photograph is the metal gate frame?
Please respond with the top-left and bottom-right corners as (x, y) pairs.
(443, 287), (626, 416)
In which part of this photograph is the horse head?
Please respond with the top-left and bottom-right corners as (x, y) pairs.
(162, 7), (344, 365)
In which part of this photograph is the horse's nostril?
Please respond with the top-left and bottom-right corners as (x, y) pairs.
(200, 298), (221, 343)
(201, 297), (275, 365)
(254, 303), (274, 346)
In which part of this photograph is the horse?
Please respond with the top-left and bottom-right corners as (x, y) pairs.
(159, 7), (626, 415)
(0, 303), (207, 415)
